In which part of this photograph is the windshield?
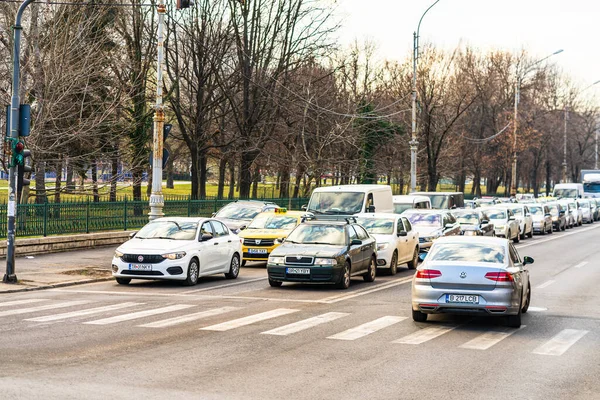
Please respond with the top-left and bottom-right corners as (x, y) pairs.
(247, 214), (298, 230)
(549, 205), (560, 215)
(428, 195), (448, 209)
(285, 224), (345, 245)
(356, 218), (394, 235)
(529, 206), (543, 215)
(307, 192), (365, 214)
(509, 208), (523, 216)
(428, 243), (506, 264)
(215, 204), (262, 220)
(583, 183), (600, 193)
(455, 213), (479, 225)
(579, 200), (590, 208)
(486, 209), (506, 220)
(394, 203), (413, 214)
(554, 188), (578, 198)
(405, 213), (441, 227)
(135, 221), (198, 240)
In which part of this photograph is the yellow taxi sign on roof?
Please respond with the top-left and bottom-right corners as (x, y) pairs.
(274, 208), (287, 214)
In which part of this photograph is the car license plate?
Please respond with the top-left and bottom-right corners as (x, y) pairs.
(248, 248), (268, 254)
(447, 294), (479, 304)
(286, 267), (310, 275)
(129, 264), (152, 271)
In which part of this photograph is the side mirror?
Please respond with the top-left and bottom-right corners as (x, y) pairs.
(481, 220), (489, 225)
(398, 231), (408, 237)
(129, 231), (137, 239)
(523, 256), (534, 265)
(239, 225), (246, 231)
(509, 216), (515, 221)
(350, 239), (362, 246)
(367, 205), (376, 213)
(200, 233), (213, 242)
(559, 210), (565, 215)
(301, 205), (307, 211)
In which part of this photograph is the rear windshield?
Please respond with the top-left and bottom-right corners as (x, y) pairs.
(428, 243), (506, 264)
(486, 209), (506, 220)
(454, 213), (479, 225)
(405, 213), (441, 227)
(356, 218), (394, 235)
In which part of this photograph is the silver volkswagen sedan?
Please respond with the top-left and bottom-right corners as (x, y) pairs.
(411, 236), (533, 327)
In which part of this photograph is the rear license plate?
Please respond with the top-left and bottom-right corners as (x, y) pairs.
(286, 267), (310, 275)
(129, 264), (152, 271)
(447, 294), (479, 304)
(248, 248), (268, 254)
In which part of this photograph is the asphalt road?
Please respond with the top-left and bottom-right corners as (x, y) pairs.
(0, 224), (599, 399)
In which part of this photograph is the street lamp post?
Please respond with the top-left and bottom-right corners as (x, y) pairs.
(411, 0), (440, 193)
(510, 49), (563, 196)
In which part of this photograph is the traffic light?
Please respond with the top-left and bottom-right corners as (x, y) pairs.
(176, 0), (191, 9)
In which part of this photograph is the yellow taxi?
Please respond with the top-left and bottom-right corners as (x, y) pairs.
(238, 209), (312, 265)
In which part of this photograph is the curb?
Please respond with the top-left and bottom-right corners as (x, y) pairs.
(0, 276), (114, 294)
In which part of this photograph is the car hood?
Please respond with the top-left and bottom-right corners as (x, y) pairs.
(531, 215), (545, 222)
(414, 226), (442, 237)
(238, 228), (292, 239)
(459, 223), (479, 231)
(370, 233), (394, 243)
(489, 218), (507, 225)
(117, 238), (190, 254)
(270, 243), (345, 258)
(216, 218), (251, 231)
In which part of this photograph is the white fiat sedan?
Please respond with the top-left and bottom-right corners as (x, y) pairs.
(356, 213), (420, 274)
(112, 217), (242, 286)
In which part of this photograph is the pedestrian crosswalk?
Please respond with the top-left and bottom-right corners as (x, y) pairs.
(0, 298), (592, 356)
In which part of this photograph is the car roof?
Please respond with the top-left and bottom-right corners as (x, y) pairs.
(434, 236), (509, 246)
(304, 219), (353, 226)
(392, 195), (430, 203)
(151, 217), (209, 223)
(227, 200), (277, 207)
(355, 212), (401, 219)
(411, 191), (463, 195)
(258, 210), (308, 217)
(402, 209), (445, 214)
(311, 184), (391, 193)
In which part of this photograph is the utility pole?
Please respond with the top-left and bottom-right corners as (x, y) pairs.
(563, 107), (568, 183)
(148, 3), (167, 221)
(511, 77), (520, 196)
(4, 0), (35, 284)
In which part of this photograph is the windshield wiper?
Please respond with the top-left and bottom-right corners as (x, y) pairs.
(307, 208), (323, 214)
(302, 241), (335, 245)
(284, 240), (298, 244)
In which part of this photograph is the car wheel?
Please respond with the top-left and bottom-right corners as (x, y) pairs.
(528, 227), (533, 238)
(561, 222), (566, 231)
(182, 258), (199, 286)
(507, 294), (523, 328)
(412, 309), (427, 322)
(389, 252), (398, 275)
(363, 256), (376, 282)
(407, 247), (419, 270)
(540, 225), (546, 235)
(268, 278), (282, 287)
(224, 254), (240, 279)
(547, 224), (553, 234)
(522, 285), (531, 313)
(513, 231), (520, 243)
(116, 277), (131, 285)
(337, 261), (351, 289)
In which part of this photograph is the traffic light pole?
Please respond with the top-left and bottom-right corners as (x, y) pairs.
(148, 3), (166, 221)
(4, 0), (34, 283)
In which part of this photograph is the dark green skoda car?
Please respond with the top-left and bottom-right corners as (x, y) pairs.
(266, 220), (377, 289)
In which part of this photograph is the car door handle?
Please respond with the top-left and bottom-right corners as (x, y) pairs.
(214, 242), (219, 245)
(228, 240), (232, 243)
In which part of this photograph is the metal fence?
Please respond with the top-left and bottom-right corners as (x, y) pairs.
(0, 197), (309, 238)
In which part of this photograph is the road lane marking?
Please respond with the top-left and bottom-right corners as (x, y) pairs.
(25, 302), (144, 322)
(532, 329), (589, 356)
(261, 312), (349, 336)
(200, 308), (299, 331)
(459, 326), (525, 350)
(84, 304), (194, 325)
(515, 223), (600, 249)
(573, 261), (588, 269)
(392, 325), (457, 345)
(0, 299), (46, 308)
(139, 306), (240, 328)
(180, 277), (267, 294)
(527, 306), (548, 312)
(535, 280), (555, 289)
(0, 301), (90, 317)
(327, 316), (406, 341)
(323, 276), (414, 304)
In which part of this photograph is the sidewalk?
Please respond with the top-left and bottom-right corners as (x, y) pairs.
(0, 246), (116, 293)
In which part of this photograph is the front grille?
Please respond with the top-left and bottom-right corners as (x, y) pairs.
(166, 267), (183, 275)
(243, 238), (275, 247)
(243, 252), (269, 259)
(121, 270), (164, 276)
(418, 237), (427, 243)
(121, 254), (165, 264)
(285, 256), (314, 265)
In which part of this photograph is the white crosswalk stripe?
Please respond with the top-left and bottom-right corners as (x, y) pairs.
(261, 312), (349, 336)
(139, 306), (241, 328)
(0, 301), (90, 317)
(0, 299), (47, 308)
(25, 302), (144, 322)
(532, 329), (589, 356)
(84, 304), (195, 325)
(200, 308), (299, 332)
(327, 316), (406, 341)
(392, 325), (457, 345)
(459, 326), (525, 350)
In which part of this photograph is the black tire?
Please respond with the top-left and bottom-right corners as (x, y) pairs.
(224, 254), (240, 279)
(561, 222), (566, 231)
(522, 285), (531, 313)
(513, 231), (520, 243)
(116, 277), (131, 285)
(241, 260), (247, 267)
(547, 224), (553, 234)
(528, 227), (533, 238)
(507, 293), (523, 328)
(540, 225), (546, 235)
(407, 247), (419, 270)
(337, 262), (351, 289)
(412, 309), (428, 322)
(268, 278), (282, 287)
(363, 256), (376, 282)
(389, 252), (398, 276)
(182, 258), (199, 286)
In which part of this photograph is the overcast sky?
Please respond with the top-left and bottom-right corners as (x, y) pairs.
(336, 0), (600, 95)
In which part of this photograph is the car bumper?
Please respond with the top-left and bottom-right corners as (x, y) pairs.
(411, 282), (520, 316)
(267, 264), (344, 284)
(242, 244), (278, 262)
(376, 247), (394, 267)
(532, 222), (545, 232)
(493, 227), (507, 237)
(112, 256), (188, 281)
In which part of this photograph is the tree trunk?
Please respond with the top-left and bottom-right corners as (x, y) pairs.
(217, 158), (227, 199)
(228, 161), (235, 200)
(166, 158), (174, 189)
(146, 168), (152, 197)
(132, 166), (144, 216)
(199, 154), (207, 199)
(65, 161), (74, 193)
(251, 164), (260, 199)
(91, 160), (99, 202)
(545, 159), (552, 196)
(110, 154), (118, 202)
(54, 161), (62, 206)
(35, 161), (47, 204)
(190, 143), (199, 199)
(239, 150), (258, 198)
(279, 165), (290, 199)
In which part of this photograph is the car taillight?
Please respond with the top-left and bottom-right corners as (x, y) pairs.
(416, 269), (442, 279)
(484, 272), (514, 282)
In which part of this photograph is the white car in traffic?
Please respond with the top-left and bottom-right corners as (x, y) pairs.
(356, 213), (420, 274)
(484, 208), (520, 242)
(528, 204), (553, 234)
(497, 204), (533, 239)
(112, 217), (242, 286)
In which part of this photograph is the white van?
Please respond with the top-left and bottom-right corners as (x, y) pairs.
(392, 195), (431, 214)
(306, 185), (394, 215)
(553, 183), (584, 199)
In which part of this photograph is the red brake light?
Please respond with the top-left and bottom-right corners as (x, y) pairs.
(416, 269), (442, 279)
(484, 272), (514, 282)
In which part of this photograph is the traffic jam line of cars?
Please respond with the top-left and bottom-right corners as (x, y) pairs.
(110, 185), (595, 329)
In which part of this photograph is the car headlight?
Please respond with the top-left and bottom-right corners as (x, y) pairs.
(114, 250), (124, 258)
(268, 256), (285, 265)
(464, 231), (478, 236)
(495, 225), (505, 229)
(314, 258), (336, 266)
(162, 251), (186, 260)
(552, 216), (558, 221)
(377, 243), (389, 251)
